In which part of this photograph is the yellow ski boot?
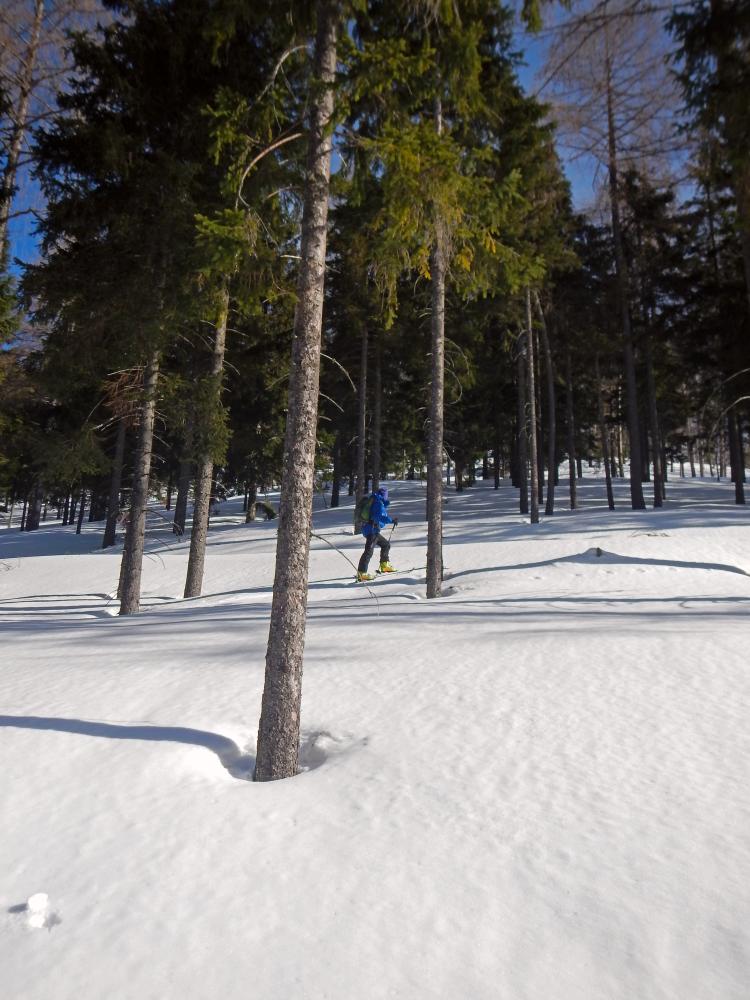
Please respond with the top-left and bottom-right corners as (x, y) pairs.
(378, 561), (397, 574)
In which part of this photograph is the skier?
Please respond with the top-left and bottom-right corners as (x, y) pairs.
(356, 486), (398, 582)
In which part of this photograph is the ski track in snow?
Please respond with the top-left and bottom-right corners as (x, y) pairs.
(1, 474), (749, 1000)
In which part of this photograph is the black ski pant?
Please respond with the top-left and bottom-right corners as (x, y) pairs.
(358, 531), (390, 573)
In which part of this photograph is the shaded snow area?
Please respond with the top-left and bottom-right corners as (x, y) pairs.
(2, 475), (750, 1000)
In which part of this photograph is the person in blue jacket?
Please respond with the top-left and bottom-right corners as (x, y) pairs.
(356, 486), (398, 581)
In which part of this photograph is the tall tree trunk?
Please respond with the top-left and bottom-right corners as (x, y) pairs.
(516, 343), (529, 514)
(255, 1), (340, 782)
(605, 47), (645, 510)
(103, 416), (127, 548)
(596, 356), (615, 510)
(0, 0), (44, 260)
(75, 489), (87, 534)
(644, 336), (664, 507)
(564, 343), (578, 509)
(426, 95), (446, 600)
(728, 409), (746, 505)
(526, 291), (539, 524)
(535, 293), (556, 515)
(119, 352), (160, 615)
(24, 483), (42, 531)
(355, 325), (368, 505)
(184, 285), (230, 598)
(371, 328), (382, 492)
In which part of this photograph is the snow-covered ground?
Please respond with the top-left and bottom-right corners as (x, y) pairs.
(2, 473), (749, 1000)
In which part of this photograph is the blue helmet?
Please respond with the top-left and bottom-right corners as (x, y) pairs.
(376, 487), (388, 502)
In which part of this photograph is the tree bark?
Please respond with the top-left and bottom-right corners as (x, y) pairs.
(644, 336), (664, 507)
(119, 352), (160, 615)
(596, 356), (615, 510)
(355, 325), (368, 506)
(184, 284), (230, 598)
(535, 294), (556, 515)
(371, 328), (382, 492)
(24, 483), (42, 531)
(255, 1), (340, 782)
(526, 291), (539, 524)
(728, 409), (746, 505)
(103, 416), (127, 548)
(0, 0), (44, 260)
(426, 95), (446, 600)
(75, 489), (87, 534)
(517, 343), (529, 514)
(605, 47), (645, 510)
(564, 344), (578, 509)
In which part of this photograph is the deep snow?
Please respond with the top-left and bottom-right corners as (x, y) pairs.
(1, 472), (749, 999)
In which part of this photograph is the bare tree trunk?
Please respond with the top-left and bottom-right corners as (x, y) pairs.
(255, 1), (340, 782)
(75, 488), (87, 534)
(517, 343), (529, 514)
(119, 352), (160, 615)
(24, 482), (42, 531)
(184, 284), (230, 598)
(596, 356), (615, 510)
(564, 344), (578, 509)
(426, 95), (446, 600)
(103, 416), (127, 548)
(371, 328), (382, 492)
(644, 336), (664, 507)
(535, 294), (556, 515)
(728, 409), (746, 505)
(605, 48), (645, 510)
(0, 0), (44, 260)
(526, 291), (539, 524)
(355, 325), (368, 506)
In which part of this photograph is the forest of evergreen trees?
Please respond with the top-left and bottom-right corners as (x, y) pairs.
(1, 1), (749, 775)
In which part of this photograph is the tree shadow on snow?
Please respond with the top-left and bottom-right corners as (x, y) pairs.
(446, 547), (750, 581)
(0, 715), (255, 780)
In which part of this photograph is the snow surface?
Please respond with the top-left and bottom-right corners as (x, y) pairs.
(2, 473), (749, 999)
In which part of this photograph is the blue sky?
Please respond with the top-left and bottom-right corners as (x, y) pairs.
(6, 17), (597, 273)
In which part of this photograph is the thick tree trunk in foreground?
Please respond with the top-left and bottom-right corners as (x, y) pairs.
(119, 353), (160, 615)
(255, 2), (340, 782)
(184, 285), (230, 598)
(526, 292), (539, 524)
(103, 416), (127, 548)
(426, 95), (446, 601)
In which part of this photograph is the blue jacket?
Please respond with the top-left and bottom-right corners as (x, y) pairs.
(362, 493), (393, 537)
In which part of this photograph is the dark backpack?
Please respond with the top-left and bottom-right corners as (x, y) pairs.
(354, 494), (373, 527)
